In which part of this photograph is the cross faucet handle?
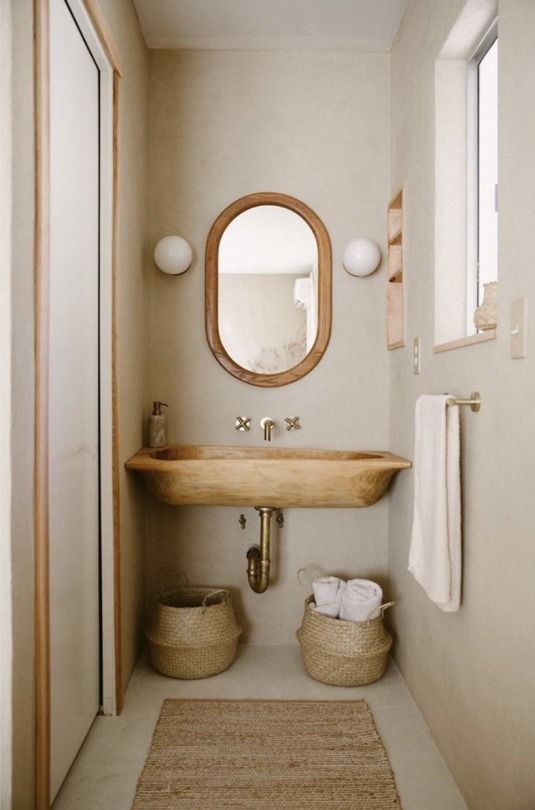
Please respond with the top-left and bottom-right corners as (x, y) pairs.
(235, 416), (251, 432)
(285, 416), (301, 431)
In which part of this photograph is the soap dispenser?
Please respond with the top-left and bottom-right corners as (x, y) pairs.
(148, 401), (168, 448)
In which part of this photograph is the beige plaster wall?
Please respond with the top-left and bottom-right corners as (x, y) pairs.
(96, 0), (149, 696)
(145, 50), (392, 644)
(388, 1), (535, 807)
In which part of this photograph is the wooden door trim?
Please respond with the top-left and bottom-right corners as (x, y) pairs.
(81, 0), (121, 76)
(111, 67), (123, 714)
(34, 1), (123, 806)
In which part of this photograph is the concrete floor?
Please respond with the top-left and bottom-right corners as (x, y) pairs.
(53, 646), (467, 809)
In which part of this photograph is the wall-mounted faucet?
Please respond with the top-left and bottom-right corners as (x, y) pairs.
(260, 417), (275, 442)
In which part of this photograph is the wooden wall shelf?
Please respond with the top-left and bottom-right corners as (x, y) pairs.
(387, 190), (405, 350)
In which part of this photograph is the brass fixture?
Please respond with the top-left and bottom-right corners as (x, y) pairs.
(260, 417), (275, 442)
(446, 392), (481, 413)
(235, 416), (251, 431)
(239, 514), (247, 529)
(246, 506), (279, 593)
(284, 416), (301, 431)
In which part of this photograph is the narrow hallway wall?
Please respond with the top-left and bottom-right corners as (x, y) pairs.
(388, 1), (535, 807)
(97, 0), (150, 697)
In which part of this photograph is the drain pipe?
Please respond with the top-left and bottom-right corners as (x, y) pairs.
(246, 507), (275, 593)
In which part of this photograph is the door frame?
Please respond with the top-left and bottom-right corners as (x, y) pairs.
(0, 0), (13, 804)
(34, 1), (122, 806)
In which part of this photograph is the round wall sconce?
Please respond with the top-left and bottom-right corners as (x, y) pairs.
(343, 238), (381, 277)
(154, 235), (193, 275)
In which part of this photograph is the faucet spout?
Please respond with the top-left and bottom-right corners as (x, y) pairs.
(260, 417), (275, 442)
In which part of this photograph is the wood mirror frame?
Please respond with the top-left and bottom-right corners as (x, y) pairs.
(205, 192), (332, 387)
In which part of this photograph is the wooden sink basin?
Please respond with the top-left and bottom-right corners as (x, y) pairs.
(125, 445), (411, 508)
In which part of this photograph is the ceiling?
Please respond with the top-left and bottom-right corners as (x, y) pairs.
(132, 0), (409, 51)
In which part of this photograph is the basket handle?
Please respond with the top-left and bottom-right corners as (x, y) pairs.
(201, 588), (228, 612)
(297, 567), (323, 597)
(380, 601), (395, 615)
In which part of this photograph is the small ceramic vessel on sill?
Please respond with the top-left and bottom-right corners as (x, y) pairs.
(473, 281), (497, 332)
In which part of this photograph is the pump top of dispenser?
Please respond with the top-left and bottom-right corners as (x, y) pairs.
(152, 401), (168, 416)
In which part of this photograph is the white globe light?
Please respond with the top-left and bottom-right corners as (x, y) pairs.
(343, 238), (381, 277)
(154, 235), (193, 275)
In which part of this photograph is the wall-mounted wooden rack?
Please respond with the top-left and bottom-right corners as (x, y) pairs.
(387, 189), (405, 350)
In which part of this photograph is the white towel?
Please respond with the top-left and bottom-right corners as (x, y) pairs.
(339, 579), (382, 621)
(313, 576), (344, 618)
(408, 395), (461, 612)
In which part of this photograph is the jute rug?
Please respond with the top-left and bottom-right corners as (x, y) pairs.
(132, 699), (401, 809)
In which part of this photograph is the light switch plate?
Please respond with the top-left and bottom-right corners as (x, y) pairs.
(510, 298), (527, 359)
(413, 337), (421, 374)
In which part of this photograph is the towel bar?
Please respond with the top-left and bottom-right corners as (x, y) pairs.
(446, 391), (481, 412)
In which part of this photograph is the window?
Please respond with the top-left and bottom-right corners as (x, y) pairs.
(434, 6), (498, 349)
(467, 27), (498, 329)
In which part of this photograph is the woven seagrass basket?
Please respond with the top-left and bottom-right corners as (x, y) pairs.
(146, 587), (242, 679)
(296, 595), (393, 687)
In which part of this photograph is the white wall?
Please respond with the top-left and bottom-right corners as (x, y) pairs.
(9, 1), (36, 804)
(389, 1), (535, 807)
(145, 49), (392, 644)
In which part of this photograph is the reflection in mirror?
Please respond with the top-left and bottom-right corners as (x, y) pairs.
(218, 206), (318, 374)
(205, 192), (331, 387)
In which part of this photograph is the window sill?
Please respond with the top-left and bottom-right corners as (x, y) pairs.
(433, 329), (496, 353)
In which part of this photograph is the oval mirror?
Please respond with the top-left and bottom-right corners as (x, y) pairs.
(205, 192), (332, 386)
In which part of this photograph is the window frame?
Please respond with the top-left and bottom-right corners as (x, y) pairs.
(466, 21), (498, 334)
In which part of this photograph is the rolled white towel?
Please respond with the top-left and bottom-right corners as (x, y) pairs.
(312, 576), (344, 618)
(339, 579), (382, 622)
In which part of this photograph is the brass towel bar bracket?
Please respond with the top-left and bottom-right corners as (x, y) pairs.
(446, 391), (481, 413)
